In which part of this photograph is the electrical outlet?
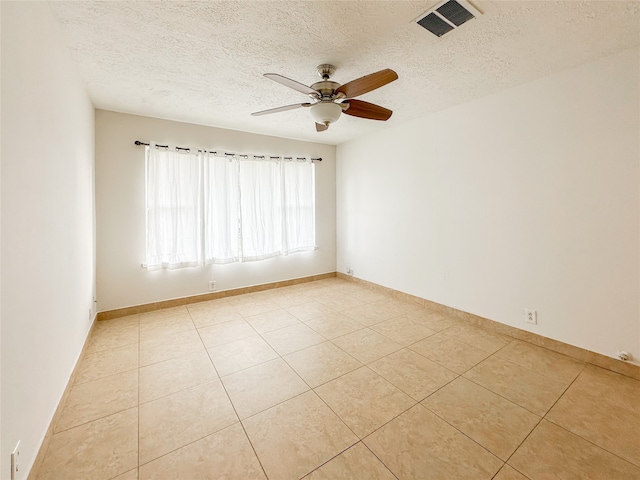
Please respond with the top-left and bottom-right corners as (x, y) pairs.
(11, 440), (20, 480)
(618, 351), (631, 361)
(524, 308), (537, 325)
(346, 267), (353, 276)
(208, 281), (216, 291)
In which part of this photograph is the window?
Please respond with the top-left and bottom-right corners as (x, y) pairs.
(239, 159), (283, 261)
(145, 148), (201, 269)
(145, 146), (316, 269)
(282, 160), (316, 254)
(203, 153), (241, 264)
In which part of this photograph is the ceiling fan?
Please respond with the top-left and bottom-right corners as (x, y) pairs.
(251, 64), (398, 132)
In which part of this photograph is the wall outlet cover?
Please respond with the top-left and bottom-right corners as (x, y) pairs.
(11, 440), (20, 480)
(524, 308), (537, 325)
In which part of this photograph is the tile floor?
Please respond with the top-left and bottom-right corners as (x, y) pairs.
(35, 278), (640, 479)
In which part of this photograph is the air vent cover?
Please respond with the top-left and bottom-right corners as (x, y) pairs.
(417, 13), (454, 37)
(415, 0), (482, 37)
(437, 0), (475, 26)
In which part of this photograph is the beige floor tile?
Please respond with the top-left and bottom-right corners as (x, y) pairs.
(494, 340), (585, 384)
(409, 332), (492, 374)
(509, 420), (640, 479)
(85, 322), (139, 354)
(332, 329), (402, 364)
(193, 307), (244, 328)
(350, 289), (391, 303)
(369, 348), (457, 401)
(139, 350), (217, 404)
(236, 301), (281, 317)
(112, 469), (138, 480)
(138, 319), (196, 346)
(464, 356), (568, 416)
(74, 343), (138, 384)
(286, 301), (337, 321)
(139, 305), (190, 322)
(546, 365), (640, 466)
(208, 335), (279, 376)
(243, 391), (358, 480)
(55, 370), (137, 432)
(304, 443), (396, 480)
(365, 404), (502, 480)
(36, 279), (640, 480)
(139, 380), (238, 465)
(222, 358), (309, 419)
(197, 318), (257, 348)
(139, 327), (204, 366)
(245, 308), (300, 333)
(404, 309), (459, 331)
(493, 465), (529, 480)
(262, 322), (326, 355)
(284, 341), (363, 388)
(333, 283), (369, 296)
(423, 377), (540, 460)
(295, 284), (319, 295)
(551, 364), (640, 414)
(370, 315), (437, 346)
(139, 423), (266, 480)
(369, 297), (422, 317)
(341, 303), (401, 326)
(441, 324), (511, 353)
(315, 367), (415, 438)
(304, 285), (344, 299)
(271, 291), (315, 308)
(187, 299), (243, 327)
(37, 408), (137, 480)
(304, 313), (364, 339)
(313, 293), (369, 311)
(138, 309), (193, 333)
(90, 316), (140, 340)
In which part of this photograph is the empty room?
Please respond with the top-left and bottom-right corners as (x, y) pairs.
(2, 1), (640, 479)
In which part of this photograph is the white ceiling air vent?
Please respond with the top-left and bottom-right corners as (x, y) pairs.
(415, 0), (482, 37)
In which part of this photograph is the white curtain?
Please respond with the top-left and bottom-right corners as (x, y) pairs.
(145, 146), (201, 269)
(145, 147), (316, 269)
(239, 159), (283, 261)
(282, 161), (316, 253)
(203, 153), (240, 263)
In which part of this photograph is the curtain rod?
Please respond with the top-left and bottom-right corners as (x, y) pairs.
(134, 140), (322, 162)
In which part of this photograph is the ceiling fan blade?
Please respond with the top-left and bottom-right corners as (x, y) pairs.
(315, 122), (329, 132)
(251, 103), (312, 116)
(264, 73), (319, 96)
(335, 68), (398, 99)
(343, 99), (393, 121)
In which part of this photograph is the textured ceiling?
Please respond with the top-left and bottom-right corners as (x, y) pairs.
(48, 1), (640, 145)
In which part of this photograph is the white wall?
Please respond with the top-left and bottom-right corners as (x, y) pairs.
(337, 47), (640, 365)
(95, 111), (336, 311)
(1, 2), (96, 479)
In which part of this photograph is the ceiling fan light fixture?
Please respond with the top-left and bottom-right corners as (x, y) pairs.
(310, 101), (342, 126)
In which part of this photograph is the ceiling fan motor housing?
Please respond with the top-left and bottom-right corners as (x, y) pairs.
(310, 80), (341, 99)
